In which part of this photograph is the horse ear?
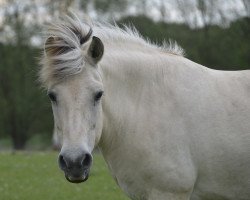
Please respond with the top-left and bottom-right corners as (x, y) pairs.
(88, 36), (104, 64)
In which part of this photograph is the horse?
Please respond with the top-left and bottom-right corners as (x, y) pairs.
(40, 14), (250, 200)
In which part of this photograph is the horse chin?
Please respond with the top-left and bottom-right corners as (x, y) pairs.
(65, 170), (89, 184)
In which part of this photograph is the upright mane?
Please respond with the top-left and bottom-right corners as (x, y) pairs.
(40, 14), (184, 86)
(93, 22), (184, 57)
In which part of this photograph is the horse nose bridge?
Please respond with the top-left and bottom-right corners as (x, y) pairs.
(61, 125), (88, 146)
(61, 104), (84, 127)
(63, 111), (88, 140)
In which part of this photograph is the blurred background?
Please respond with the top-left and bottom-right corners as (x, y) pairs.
(0, 1), (249, 200)
(0, 0), (249, 153)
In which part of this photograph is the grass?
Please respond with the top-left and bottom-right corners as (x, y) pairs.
(0, 151), (129, 200)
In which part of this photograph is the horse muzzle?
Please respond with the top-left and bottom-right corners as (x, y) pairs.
(58, 150), (92, 183)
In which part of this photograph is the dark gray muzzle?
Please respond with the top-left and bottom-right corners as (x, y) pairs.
(58, 151), (92, 183)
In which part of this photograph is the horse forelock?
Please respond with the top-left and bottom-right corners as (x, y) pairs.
(40, 15), (93, 86)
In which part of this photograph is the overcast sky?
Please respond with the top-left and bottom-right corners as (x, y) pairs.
(0, 0), (248, 45)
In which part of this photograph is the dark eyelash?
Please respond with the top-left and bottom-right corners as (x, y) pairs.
(94, 91), (103, 102)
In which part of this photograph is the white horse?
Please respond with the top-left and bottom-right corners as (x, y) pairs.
(40, 15), (250, 200)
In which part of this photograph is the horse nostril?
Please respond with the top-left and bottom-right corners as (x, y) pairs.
(81, 153), (92, 168)
(58, 152), (92, 172)
(58, 154), (67, 170)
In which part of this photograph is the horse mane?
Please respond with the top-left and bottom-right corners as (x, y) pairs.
(93, 22), (184, 57)
(39, 14), (184, 86)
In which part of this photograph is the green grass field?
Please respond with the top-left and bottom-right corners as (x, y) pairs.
(0, 152), (129, 200)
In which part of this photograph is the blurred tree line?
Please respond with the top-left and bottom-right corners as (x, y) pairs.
(0, 0), (249, 150)
(120, 15), (250, 70)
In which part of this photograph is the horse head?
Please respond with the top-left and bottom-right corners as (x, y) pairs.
(40, 15), (104, 183)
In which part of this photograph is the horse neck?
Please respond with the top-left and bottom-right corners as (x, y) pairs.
(96, 40), (212, 165)
(97, 42), (177, 156)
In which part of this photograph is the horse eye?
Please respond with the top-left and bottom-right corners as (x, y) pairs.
(94, 91), (103, 102)
(48, 92), (57, 103)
